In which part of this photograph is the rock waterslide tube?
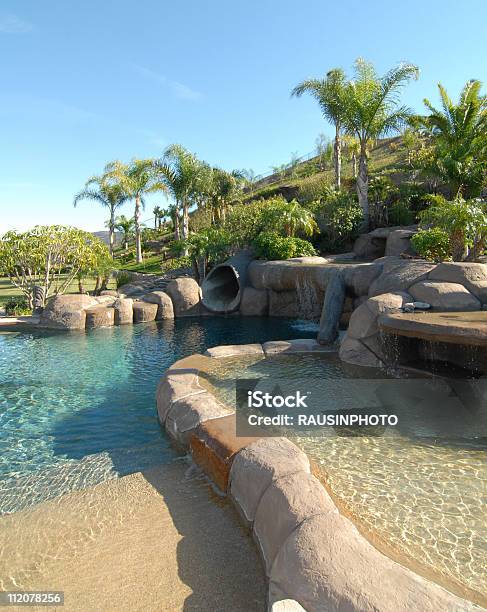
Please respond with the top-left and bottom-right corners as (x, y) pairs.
(201, 251), (254, 313)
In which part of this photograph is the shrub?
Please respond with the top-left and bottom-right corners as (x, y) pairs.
(253, 232), (316, 260)
(418, 196), (487, 260)
(311, 191), (363, 252)
(411, 228), (451, 262)
(116, 271), (133, 289)
(160, 256), (192, 274)
(4, 296), (31, 316)
(260, 197), (318, 237)
(388, 200), (415, 226)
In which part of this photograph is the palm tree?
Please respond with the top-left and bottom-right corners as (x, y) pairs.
(209, 167), (244, 224)
(292, 68), (347, 189)
(152, 205), (167, 229)
(73, 179), (128, 256)
(341, 59), (419, 228)
(114, 215), (135, 251)
(415, 80), (487, 197)
(154, 145), (204, 252)
(105, 159), (166, 263)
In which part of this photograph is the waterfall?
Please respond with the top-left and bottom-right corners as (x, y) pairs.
(296, 277), (320, 321)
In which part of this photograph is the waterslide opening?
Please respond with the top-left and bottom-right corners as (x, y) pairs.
(201, 265), (241, 313)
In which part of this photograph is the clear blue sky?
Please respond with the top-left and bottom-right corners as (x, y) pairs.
(1, 0), (486, 234)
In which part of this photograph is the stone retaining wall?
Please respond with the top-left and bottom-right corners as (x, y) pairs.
(156, 342), (480, 611)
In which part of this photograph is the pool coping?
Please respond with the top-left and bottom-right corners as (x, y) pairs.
(156, 339), (484, 611)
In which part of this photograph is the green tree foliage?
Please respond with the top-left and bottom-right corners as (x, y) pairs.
(418, 195), (487, 260)
(308, 189), (363, 252)
(114, 215), (135, 250)
(292, 69), (347, 189)
(73, 178), (128, 257)
(413, 80), (487, 197)
(261, 198), (318, 237)
(104, 159), (167, 263)
(340, 59), (419, 228)
(0, 226), (112, 308)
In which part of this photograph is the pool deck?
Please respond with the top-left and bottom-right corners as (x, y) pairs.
(0, 462), (266, 612)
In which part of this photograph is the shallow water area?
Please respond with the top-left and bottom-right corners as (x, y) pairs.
(208, 352), (487, 605)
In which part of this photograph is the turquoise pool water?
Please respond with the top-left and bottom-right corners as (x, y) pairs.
(0, 317), (317, 513)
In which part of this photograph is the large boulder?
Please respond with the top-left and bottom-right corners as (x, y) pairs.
(240, 287), (269, 316)
(85, 306), (115, 329)
(409, 281), (480, 311)
(165, 278), (201, 317)
(369, 259), (435, 297)
(428, 262), (487, 303)
(142, 291), (174, 319)
(353, 233), (386, 259)
(39, 294), (98, 330)
(338, 336), (383, 368)
(132, 301), (158, 323)
(113, 298), (133, 325)
(340, 292), (410, 367)
(343, 263), (383, 297)
(385, 229), (416, 257)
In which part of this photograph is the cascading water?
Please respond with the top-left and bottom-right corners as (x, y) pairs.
(295, 276), (320, 321)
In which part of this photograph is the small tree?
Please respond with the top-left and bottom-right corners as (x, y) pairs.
(418, 195), (487, 261)
(261, 197), (318, 237)
(414, 80), (487, 197)
(0, 226), (112, 308)
(114, 215), (135, 251)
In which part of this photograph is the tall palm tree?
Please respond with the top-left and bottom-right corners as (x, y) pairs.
(114, 215), (135, 251)
(341, 59), (419, 228)
(209, 167), (244, 224)
(73, 179), (128, 256)
(105, 159), (166, 263)
(154, 145), (204, 253)
(415, 80), (487, 197)
(292, 68), (347, 189)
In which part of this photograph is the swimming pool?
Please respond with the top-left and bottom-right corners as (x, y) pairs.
(0, 317), (317, 513)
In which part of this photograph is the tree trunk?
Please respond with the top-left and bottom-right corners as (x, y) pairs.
(109, 208), (115, 257)
(356, 140), (369, 230)
(134, 195), (143, 263)
(450, 230), (467, 261)
(78, 278), (85, 294)
(173, 204), (181, 241)
(334, 124), (341, 190)
(352, 154), (357, 178)
(182, 200), (189, 256)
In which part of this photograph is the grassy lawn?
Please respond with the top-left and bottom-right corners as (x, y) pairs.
(0, 276), (116, 307)
(115, 253), (165, 274)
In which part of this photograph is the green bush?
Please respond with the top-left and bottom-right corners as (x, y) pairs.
(253, 232), (316, 260)
(388, 200), (415, 225)
(418, 195), (487, 260)
(411, 228), (451, 262)
(4, 296), (31, 316)
(116, 271), (133, 289)
(311, 190), (363, 252)
(160, 256), (192, 273)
